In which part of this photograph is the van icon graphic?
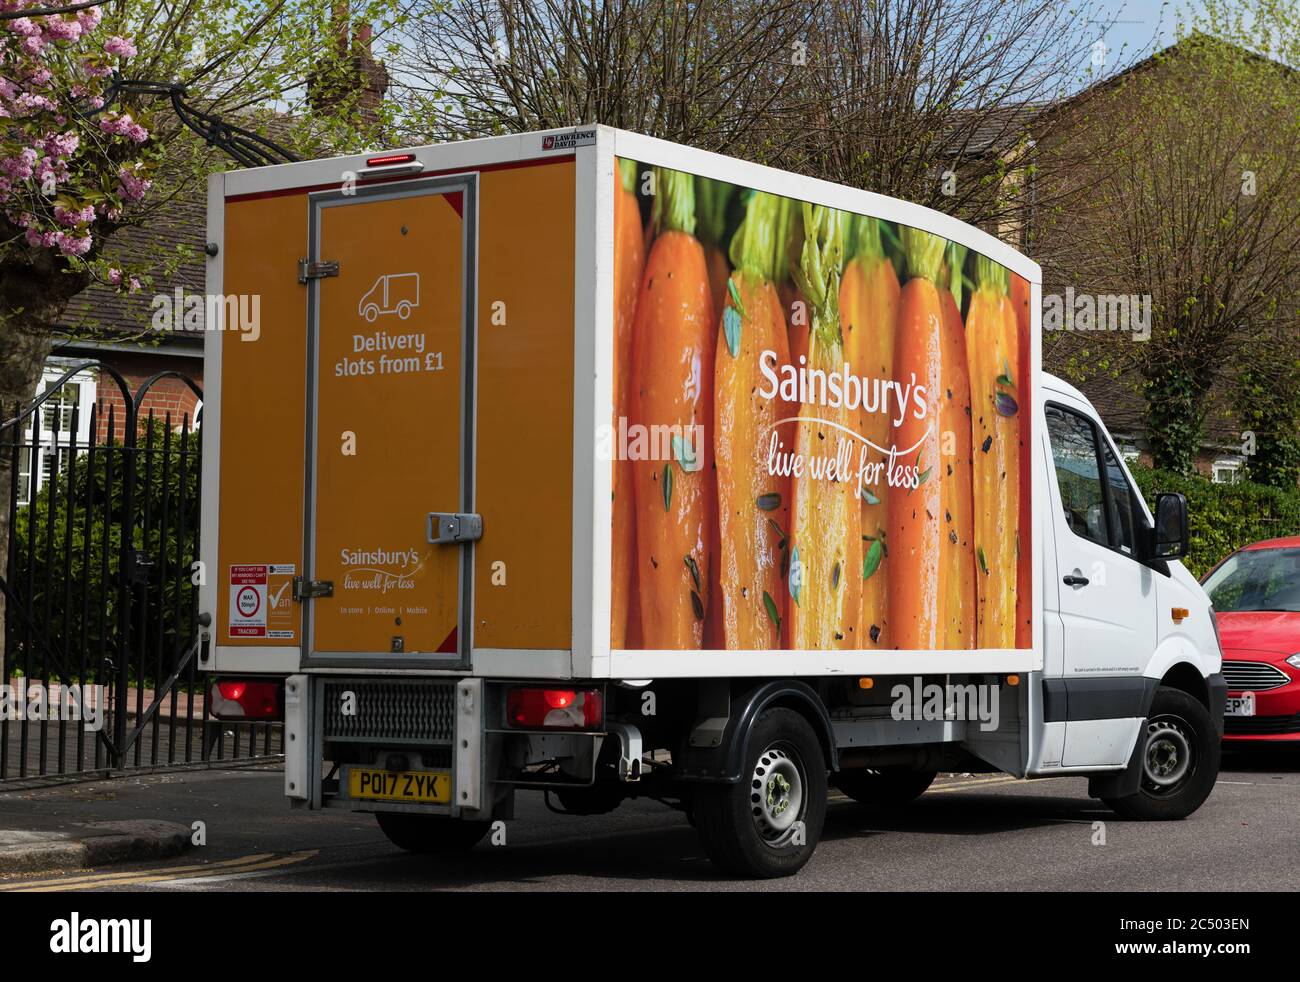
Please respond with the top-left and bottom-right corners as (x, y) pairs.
(358, 272), (420, 322)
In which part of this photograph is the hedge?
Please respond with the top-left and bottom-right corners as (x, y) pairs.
(1129, 465), (1300, 578)
(9, 421), (199, 685)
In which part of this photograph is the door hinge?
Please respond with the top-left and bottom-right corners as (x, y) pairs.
(298, 258), (339, 283)
(427, 512), (484, 545)
(292, 577), (334, 601)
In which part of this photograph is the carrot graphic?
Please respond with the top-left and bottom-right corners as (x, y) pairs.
(696, 178), (734, 650)
(966, 257), (1021, 648)
(788, 205), (860, 649)
(611, 158), (645, 648)
(773, 201), (809, 382)
(696, 177), (735, 322)
(714, 191), (791, 649)
(630, 167), (716, 649)
(1010, 272), (1033, 648)
(939, 242), (975, 649)
(888, 228), (945, 649)
(840, 216), (900, 647)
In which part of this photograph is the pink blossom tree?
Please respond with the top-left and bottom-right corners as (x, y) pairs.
(0, 0), (404, 419)
(0, 0), (405, 638)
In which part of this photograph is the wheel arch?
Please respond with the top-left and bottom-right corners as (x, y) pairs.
(675, 679), (838, 785)
(1159, 661), (1210, 708)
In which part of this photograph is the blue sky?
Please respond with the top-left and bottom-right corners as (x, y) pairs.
(1093, 0), (1188, 56)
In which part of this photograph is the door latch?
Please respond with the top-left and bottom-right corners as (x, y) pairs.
(292, 577), (334, 601)
(427, 512), (484, 545)
(298, 258), (340, 283)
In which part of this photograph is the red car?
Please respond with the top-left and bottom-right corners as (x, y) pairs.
(1202, 536), (1300, 744)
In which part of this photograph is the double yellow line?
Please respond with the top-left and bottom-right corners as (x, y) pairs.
(0, 850), (317, 892)
(925, 775), (1020, 793)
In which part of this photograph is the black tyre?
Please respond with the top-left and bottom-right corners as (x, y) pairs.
(834, 767), (935, 806)
(1102, 686), (1220, 820)
(374, 812), (490, 854)
(694, 708), (828, 878)
(554, 783), (625, 816)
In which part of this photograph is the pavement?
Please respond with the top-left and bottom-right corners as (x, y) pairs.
(0, 820), (192, 873)
(0, 748), (1296, 891)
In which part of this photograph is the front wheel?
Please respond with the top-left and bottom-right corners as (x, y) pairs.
(375, 812), (490, 854)
(693, 707), (828, 878)
(1102, 686), (1219, 820)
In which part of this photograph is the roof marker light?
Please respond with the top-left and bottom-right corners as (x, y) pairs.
(365, 152), (417, 167)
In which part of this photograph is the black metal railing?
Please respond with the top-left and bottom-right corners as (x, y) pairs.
(0, 363), (281, 781)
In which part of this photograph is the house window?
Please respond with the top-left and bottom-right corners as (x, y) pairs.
(1114, 440), (1140, 464)
(1212, 458), (1243, 485)
(17, 367), (97, 505)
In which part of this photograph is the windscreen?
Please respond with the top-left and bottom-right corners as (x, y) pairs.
(1204, 548), (1300, 613)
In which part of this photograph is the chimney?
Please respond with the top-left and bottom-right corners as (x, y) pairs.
(308, 2), (390, 130)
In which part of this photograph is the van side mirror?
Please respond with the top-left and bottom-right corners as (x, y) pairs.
(1148, 492), (1189, 561)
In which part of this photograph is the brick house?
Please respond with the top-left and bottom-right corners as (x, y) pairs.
(21, 14), (389, 504)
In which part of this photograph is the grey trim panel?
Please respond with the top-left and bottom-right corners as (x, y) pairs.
(1207, 671), (1227, 735)
(1042, 676), (1159, 723)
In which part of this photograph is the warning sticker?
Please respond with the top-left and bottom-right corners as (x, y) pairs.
(229, 564), (297, 639)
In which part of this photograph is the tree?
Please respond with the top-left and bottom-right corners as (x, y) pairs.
(1236, 339), (1300, 488)
(784, 0), (1147, 232)
(390, 0), (815, 164)
(390, 0), (1143, 234)
(0, 0), (406, 655)
(1038, 1), (1300, 475)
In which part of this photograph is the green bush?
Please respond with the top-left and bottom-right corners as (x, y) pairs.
(1129, 464), (1300, 578)
(9, 420), (200, 685)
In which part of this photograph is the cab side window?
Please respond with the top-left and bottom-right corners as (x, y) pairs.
(1101, 441), (1136, 555)
(1046, 406), (1108, 546)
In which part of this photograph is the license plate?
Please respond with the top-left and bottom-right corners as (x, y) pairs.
(348, 768), (450, 803)
(1225, 694), (1256, 717)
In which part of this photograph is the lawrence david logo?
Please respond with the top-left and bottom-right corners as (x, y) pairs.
(542, 128), (595, 151)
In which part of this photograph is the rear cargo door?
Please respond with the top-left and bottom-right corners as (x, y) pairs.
(302, 178), (476, 666)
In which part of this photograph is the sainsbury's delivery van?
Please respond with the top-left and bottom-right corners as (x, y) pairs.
(199, 126), (1226, 877)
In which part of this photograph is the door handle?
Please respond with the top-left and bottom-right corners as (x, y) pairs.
(427, 512), (484, 545)
(1063, 573), (1090, 587)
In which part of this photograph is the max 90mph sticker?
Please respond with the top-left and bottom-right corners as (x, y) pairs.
(229, 564), (296, 639)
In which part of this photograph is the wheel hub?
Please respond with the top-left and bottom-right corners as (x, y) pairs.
(750, 746), (803, 841)
(1143, 715), (1193, 791)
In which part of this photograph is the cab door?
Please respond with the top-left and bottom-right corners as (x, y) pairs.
(1043, 396), (1155, 764)
(301, 178), (476, 666)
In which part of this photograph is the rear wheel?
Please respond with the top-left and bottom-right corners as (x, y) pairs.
(834, 767), (935, 806)
(1102, 686), (1219, 820)
(693, 708), (827, 879)
(554, 783), (625, 816)
(374, 812), (490, 854)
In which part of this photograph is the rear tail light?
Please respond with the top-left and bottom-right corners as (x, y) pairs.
(209, 679), (283, 720)
(506, 687), (603, 730)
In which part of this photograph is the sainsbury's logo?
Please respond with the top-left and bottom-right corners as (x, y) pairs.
(339, 547), (420, 568)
